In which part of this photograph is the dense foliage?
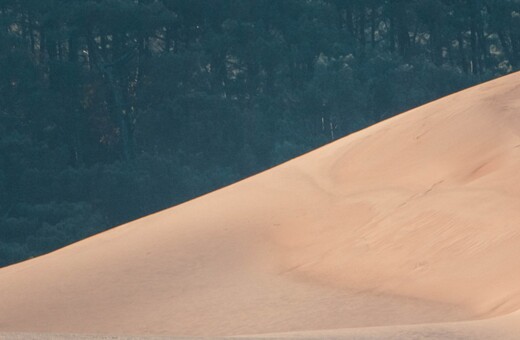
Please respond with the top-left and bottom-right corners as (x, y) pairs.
(1, 0), (519, 266)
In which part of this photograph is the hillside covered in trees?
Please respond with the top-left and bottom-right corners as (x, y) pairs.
(1, 0), (519, 267)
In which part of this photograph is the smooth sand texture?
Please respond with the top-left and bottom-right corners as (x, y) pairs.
(2, 72), (520, 339)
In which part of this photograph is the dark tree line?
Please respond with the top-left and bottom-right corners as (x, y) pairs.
(1, 0), (519, 266)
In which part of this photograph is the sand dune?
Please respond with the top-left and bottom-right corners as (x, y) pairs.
(2, 72), (520, 339)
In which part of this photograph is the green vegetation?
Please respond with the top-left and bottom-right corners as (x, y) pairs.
(0, 0), (519, 266)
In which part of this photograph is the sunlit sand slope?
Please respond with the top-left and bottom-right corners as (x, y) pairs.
(1, 72), (520, 338)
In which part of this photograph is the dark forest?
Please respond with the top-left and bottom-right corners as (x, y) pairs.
(1, 0), (519, 266)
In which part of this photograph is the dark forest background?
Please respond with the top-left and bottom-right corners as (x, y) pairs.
(1, 0), (519, 267)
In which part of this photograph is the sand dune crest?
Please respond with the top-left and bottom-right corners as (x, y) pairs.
(2, 72), (520, 338)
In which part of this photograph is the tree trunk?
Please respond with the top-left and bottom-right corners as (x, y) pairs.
(88, 34), (135, 161)
(358, 4), (366, 58)
(469, 1), (481, 74)
(458, 33), (469, 73)
(371, 4), (377, 48)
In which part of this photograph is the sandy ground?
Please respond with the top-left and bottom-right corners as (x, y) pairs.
(1, 72), (520, 339)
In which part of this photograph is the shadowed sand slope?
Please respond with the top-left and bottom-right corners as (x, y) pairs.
(2, 72), (520, 338)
